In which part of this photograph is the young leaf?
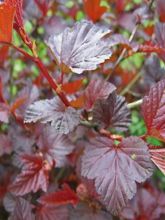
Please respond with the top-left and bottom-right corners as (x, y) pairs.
(24, 97), (80, 134)
(142, 79), (165, 141)
(8, 198), (35, 220)
(81, 136), (153, 215)
(39, 184), (78, 206)
(0, 3), (15, 42)
(37, 126), (75, 167)
(9, 154), (51, 196)
(84, 79), (116, 110)
(150, 148), (165, 175)
(93, 92), (131, 131)
(83, 0), (107, 22)
(47, 20), (112, 74)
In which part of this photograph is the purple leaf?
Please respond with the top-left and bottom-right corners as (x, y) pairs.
(37, 126), (75, 167)
(81, 136), (153, 215)
(47, 20), (112, 74)
(9, 198), (35, 220)
(24, 97), (80, 134)
(93, 92), (131, 131)
(84, 79), (116, 110)
(142, 79), (165, 141)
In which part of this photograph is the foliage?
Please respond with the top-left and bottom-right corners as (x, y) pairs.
(0, 0), (165, 219)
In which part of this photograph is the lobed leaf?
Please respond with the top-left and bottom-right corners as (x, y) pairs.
(142, 79), (165, 141)
(81, 136), (153, 215)
(93, 92), (131, 131)
(9, 154), (50, 196)
(47, 20), (112, 74)
(24, 97), (80, 134)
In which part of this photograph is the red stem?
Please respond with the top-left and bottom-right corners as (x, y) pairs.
(0, 41), (70, 107)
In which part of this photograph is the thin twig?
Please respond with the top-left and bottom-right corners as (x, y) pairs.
(127, 99), (143, 109)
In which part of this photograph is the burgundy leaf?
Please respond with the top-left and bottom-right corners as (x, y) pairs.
(121, 188), (165, 220)
(47, 20), (112, 74)
(39, 184), (78, 206)
(84, 79), (116, 110)
(81, 136), (153, 215)
(9, 154), (51, 196)
(37, 126), (75, 167)
(9, 197), (35, 220)
(142, 79), (165, 141)
(93, 92), (131, 131)
(24, 97), (80, 134)
(150, 148), (165, 175)
(36, 204), (68, 220)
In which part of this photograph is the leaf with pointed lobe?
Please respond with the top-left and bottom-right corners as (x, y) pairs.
(47, 20), (112, 74)
(84, 79), (116, 110)
(8, 197), (35, 220)
(0, 2), (15, 42)
(150, 148), (165, 175)
(37, 126), (75, 167)
(93, 92), (131, 131)
(39, 184), (78, 206)
(9, 154), (51, 196)
(142, 79), (165, 141)
(83, 0), (107, 22)
(24, 97), (80, 134)
(81, 136), (153, 215)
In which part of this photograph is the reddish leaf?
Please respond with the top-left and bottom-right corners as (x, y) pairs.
(39, 184), (78, 206)
(9, 154), (51, 196)
(150, 148), (165, 175)
(83, 0), (107, 22)
(62, 78), (84, 95)
(84, 79), (116, 110)
(0, 3), (15, 42)
(93, 92), (131, 131)
(121, 187), (165, 220)
(9, 198), (35, 220)
(36, 204), (68, 220)
(5, 0), (24, 28)
(24, 97), (80, 134)
(142, 79), (165, 141)
(81, 136), (153, 215)
(37, 125), (75, 167)
(47, 20), (112, 74)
